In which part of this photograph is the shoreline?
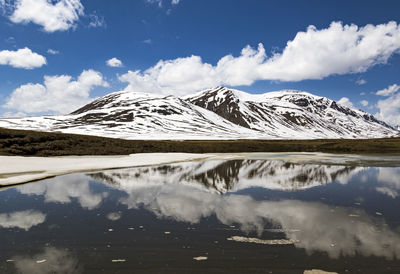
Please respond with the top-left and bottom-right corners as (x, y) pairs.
(0, 153), (222, 187)
(2, 152), (400, 187)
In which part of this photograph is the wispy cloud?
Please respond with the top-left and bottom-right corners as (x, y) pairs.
(88, 12), (106, 28)
(145, 0), (162, 8)
(47, 48), (59, 55)
(356, 79), (367, 85)
(142, 38), (152, 44)
(376, 84), (400, 96)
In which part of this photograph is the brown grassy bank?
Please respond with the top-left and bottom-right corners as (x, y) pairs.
(0, 127), (399, 156)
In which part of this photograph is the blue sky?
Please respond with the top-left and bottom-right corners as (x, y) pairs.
(0, 0), (400, 125)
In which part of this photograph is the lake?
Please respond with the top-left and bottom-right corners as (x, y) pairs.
(1, 156), (400, 273)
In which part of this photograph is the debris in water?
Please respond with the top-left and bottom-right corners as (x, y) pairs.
(108, 228), (113, 232)
(376, 212), (383, 216)
(36, 259), (46, 264)
(164, 231), (171, 234)
(227, 236), (298, 245)
(6, 259), (14, 262)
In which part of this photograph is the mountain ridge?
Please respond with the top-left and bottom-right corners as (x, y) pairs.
(0, 86), (398, 140)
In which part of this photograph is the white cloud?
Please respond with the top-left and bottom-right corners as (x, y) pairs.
(0, 210), (46, 231)
(356, 79), (367, 85)
(119, 21), (400, 95)
(171, 0), (180, 4)
(9, 0), (84, 32)
(375, 84), (400, 125)
(47, 48), (59, 55)
(119, 56), (219, 96)
(360, 100), (369, 107)
(338, 97), (354, 108)
(4, 69), (109, 114)
(106, 57), (123, 67)
(0, 47), (46, 69)
(376, 84), (400, 96)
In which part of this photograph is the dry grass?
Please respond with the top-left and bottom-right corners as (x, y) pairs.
(1, 127), (400, 156)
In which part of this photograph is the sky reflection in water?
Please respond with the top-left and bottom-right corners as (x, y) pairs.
(1, 159), (400, 273)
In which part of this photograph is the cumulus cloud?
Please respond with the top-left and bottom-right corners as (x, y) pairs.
(376, 84), (400, 96)
(0, 210), (46, 231)
(375, 84), (400, 125)
(360, 100), (369, 107)
(338, 97), (355, 109)
(4, 69), (109, 114)
(119, 21), (400, 95)
(171, 0), (180, 4)
(0, 47), (46, 69)
(8, 0), (84, 32)
(18, 174), (108, 210)
(106, 57), (123, 67)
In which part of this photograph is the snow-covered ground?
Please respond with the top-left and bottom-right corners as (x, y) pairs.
(0, 153), (223, 186)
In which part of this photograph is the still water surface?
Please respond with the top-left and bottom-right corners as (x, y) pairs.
(1, 158), (400, 273)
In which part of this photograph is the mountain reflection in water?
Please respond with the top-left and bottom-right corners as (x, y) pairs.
(1, 159), (400, 273)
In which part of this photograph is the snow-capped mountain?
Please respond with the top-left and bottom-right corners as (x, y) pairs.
(185, 86), (398, 138)
(0, 87), (398, 139)
(0, 90), (257, 139)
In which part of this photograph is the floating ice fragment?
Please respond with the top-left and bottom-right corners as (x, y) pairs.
(304, 269), (338, 274)
(193, 256), (207, 261)
(227, 236), (298, 245)
(111, 259), (126, 263)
